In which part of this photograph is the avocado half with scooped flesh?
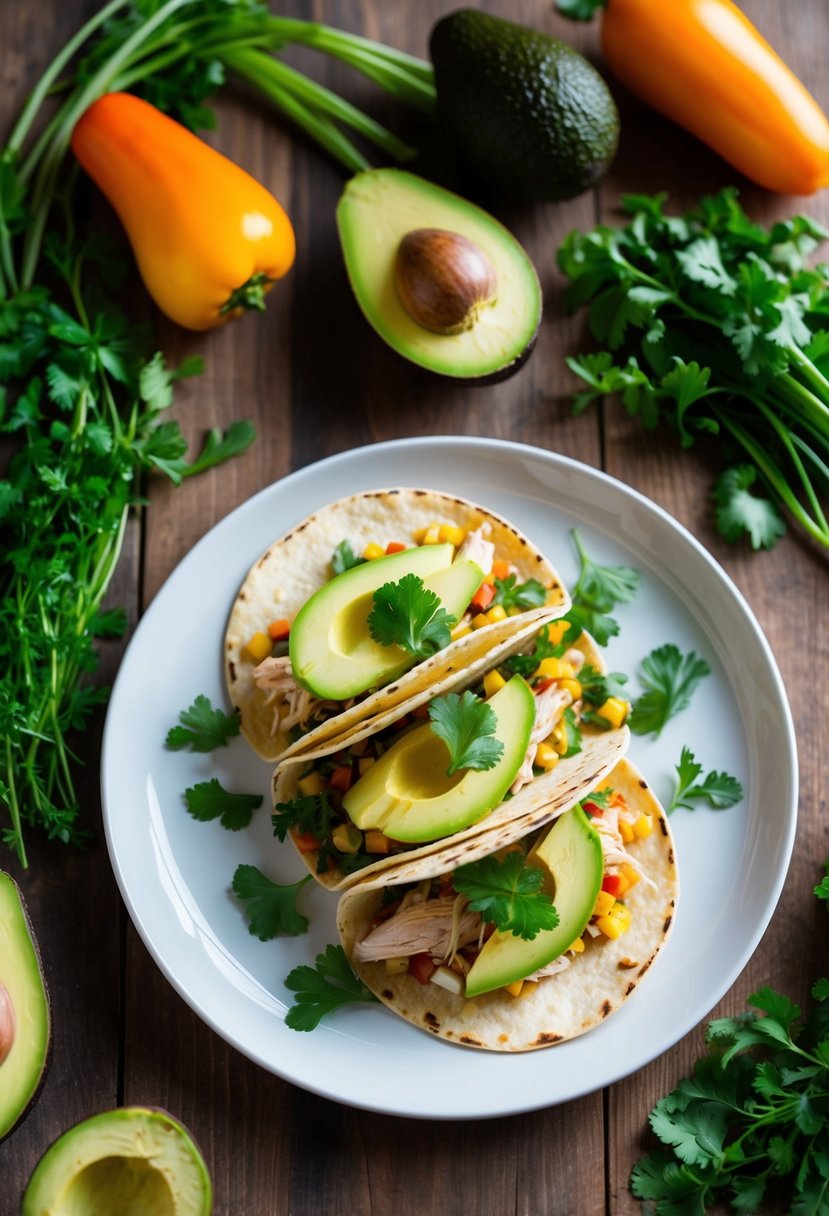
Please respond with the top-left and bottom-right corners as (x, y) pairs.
(289, 540), (486, 700)
(465, 805), (604, 998)
(336, 169), (541, 379)
(342, 675), (535, 842)
(0, 872), (50, 1142)
(22, 1107), (212, 1216)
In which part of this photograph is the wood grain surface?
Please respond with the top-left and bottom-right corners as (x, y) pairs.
(1, 2), (827, 1213)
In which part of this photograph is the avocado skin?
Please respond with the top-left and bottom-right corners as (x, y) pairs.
(430, 9), (619, 202)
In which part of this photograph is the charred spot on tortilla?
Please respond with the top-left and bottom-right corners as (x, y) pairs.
(600, 1000), (612, 1018)
(460, 1034), (483, 1046)
(424, 1011), (440, 1028)
(534, 1032), (563, 1046)
(624, 982), (636, 996)
(618, 958), (638, 970)
(228, 661), (236, 683)
(663, 914), (674, 934)
(668, 847), (675, 864)
(381, 989), (394, 999)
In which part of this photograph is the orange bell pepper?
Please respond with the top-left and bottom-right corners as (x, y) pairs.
(593, 0), (829, 195)
(70, 92), (295, 330)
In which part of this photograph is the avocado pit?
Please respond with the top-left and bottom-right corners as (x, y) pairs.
(394, 227), (498, 335)
(0, 979), (15, 1065)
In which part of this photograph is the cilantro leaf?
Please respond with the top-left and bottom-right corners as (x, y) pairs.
(568, 529), (640, 645)
(231, 864), (311, 938)
(814, 860), (829, 906)
(667, 746), (743, 815)
(367, 573), (455, 659)
(427, 690), (505, 776)
(501, 623), (574, 679)
(331, 539), (366, 576)
(630, 645), (711, 737)
(713, 465), (787, 550)
(453, 853), (559, 940)
(184, 779), (263, 831)
(284, 944), (378, 1031)
(165, 695), (240, 752)
(272, 791), (335, 845)
(491, 575), (547, 611)
(180, 420), (256, 479)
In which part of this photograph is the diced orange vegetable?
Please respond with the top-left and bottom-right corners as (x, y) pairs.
(267, 618), (291, 641)
(408, 953), (435, 985)
(483, 670), (506, 698)
(491, 559), (511, 581)
(593, 890), (615, 918)
(619, 818), (635, 844)
(633, 813), (653, 839)
(291, 829), (320, 854)
(504, 980), (524, 997)
(534, 743), (560, 771)
(328, 765), (353, 793)
(533, 657), (575, 681)
(385, 540), (407, 555)
(364, 829), (392, 854)
(469, 582), (496, 613)
(546, 619), (570, 645)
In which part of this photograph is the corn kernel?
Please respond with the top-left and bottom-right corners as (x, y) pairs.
(620, 862), (641, 888)
(483, 670), (507, 698)
(533, 657), (575, 681)
(619, 818), (635, 844)
(507, 606), (522, 616)
(595, 912), (624, 940)
(331, 823), (362, 854)
(535, 742), (560, 771)
(593, 890), (615, 918)
(559, 678), (583, 701)
(450, 622), (472, 640)
(298, 772), (325, 797)
(384, 957), (409, 976)
(633, 813), (653, 839)
(546, 619), (570, 645)
(420, 526), (442, 545)
(412, 524), (437, 544)
(567, 937), (586, 954)
(485, 604), (508, 624)
(364, 829), (392, 854)
(362, 542), (385, 560)
(438, 523), (466, 547)
(595, 696), (630, 729)
(551, 720), (570, 755)
(504, 980), (524, 998)
(613, 871), (631, 897)
(243, 631), (272, 663)
(471, 613), (490, 630)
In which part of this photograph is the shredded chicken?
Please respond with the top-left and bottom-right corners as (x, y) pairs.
(525, 954), (572, 983)
(456, 524), (494, 576)
(592, 803), (656, 890)
(252, 655), (321, 736)
(353, 897), (481, 963)
(510, 685), (573, 795)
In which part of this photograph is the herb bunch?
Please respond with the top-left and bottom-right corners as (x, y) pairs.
(558, 189), (829, 550)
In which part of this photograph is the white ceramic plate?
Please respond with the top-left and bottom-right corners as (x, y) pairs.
(101, 437), (797, 1119)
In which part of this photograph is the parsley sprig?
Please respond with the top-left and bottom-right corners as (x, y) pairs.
(284, 944), (378, 1031)
(453, 853), (559, 940)
(630, 645), (711, 737)
(558, 189), (829, 550)
(491, 575), (547, 611)
(567, 529), (640, 645)
(184, 779), (262, 831)
(667, 746), (743, 815)
(368, 573), (455, 659)
(165, 696), (241, 752)
(427, 691), (504, 776)
(232, 864), (311, 939)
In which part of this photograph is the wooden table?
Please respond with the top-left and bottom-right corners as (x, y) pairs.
(2, 2), (826, 1212)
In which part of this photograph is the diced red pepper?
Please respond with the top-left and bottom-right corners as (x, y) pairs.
(267, 617), (291, 641)
(385, 541), (407, 555)
(408, 953), (435, 985)
(291, 829), (320, 853)
(582, 800), (603, 818)
(534, 677), (556, 694)
(601, 873), (624, 898)
(469, 581), (496, 613)
(328, 765), (353, 793)
(410, 702), (430, 719)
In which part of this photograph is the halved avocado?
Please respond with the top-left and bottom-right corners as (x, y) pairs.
(22, 1107), (212, 1216)
(336, 169), (541, 380)
(0, 872), (50, 1142)
(465, 805), (603, 998)
(342, 675), (535, 842)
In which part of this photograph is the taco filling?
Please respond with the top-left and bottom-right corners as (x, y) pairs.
(272, 621), (630, 885)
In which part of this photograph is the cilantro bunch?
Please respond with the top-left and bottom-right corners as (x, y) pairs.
(558, 189), (829, 550)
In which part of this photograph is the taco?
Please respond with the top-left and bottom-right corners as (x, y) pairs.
(224, 489), (569, 764)
(336, 757), (678, 1052)
(272, 621), (631, 890)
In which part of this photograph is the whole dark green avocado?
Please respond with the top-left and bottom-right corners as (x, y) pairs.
(430, 9), (619, 202)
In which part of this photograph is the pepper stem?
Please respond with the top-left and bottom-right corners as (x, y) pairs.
(221, 271), (274, 315)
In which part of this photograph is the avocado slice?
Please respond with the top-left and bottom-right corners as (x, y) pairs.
(336, 169), (541, 380)
(342, 675), (535, 842)
(430, 10), (619, 202)
(465, 805), (603, 998)
(289, 541), (486, 700)
(0, 872), (50, 1142)
(22, 1107), (212, 1216)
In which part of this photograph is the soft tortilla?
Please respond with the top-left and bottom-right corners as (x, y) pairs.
(273, 629), (623, 891)
(225, 488), (569, 763)
(337, 757), (678, 1052)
